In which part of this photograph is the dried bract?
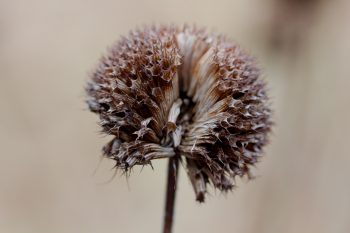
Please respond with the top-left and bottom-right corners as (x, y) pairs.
(87, 25), (272, 202)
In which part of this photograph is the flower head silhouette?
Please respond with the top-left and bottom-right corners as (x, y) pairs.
(87, 25), (272, 233)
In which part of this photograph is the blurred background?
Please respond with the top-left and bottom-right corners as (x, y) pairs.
(1, 0), (350, 232)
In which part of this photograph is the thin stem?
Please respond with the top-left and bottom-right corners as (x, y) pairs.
(162, 156), (179, 233)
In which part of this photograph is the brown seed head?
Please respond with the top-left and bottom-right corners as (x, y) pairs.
(86, 25), (272, 202)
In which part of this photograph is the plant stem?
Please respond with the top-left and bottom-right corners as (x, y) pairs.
(163, 156), (179, 233)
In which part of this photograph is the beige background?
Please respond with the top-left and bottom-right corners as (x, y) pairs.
(1, 0), (350, 232)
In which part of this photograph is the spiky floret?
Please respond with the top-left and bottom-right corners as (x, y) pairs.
(87, 25), (272, 202)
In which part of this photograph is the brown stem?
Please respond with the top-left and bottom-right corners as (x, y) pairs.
(162, 156), (179, 233)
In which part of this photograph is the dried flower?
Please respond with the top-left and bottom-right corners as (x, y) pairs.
(86, 25), (272, 204)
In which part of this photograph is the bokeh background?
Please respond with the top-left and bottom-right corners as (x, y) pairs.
(1, 0), (350, 232)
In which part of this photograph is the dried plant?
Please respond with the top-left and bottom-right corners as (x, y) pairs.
(86, 25), (272, 233)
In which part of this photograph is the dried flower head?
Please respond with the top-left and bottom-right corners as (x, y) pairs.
(87, 25), (272, 202)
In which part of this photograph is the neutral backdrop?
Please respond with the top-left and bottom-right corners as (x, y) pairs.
(1, 0), (350, 232)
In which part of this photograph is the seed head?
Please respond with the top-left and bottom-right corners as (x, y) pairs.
(86, 25), (272, 202)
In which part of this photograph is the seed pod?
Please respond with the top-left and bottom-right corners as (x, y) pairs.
(86, 25), (272, 202)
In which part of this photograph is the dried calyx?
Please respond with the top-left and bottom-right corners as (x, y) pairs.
(87, 25), (272, 202)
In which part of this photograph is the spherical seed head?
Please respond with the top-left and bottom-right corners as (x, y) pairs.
(86, 25), (272, 202)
